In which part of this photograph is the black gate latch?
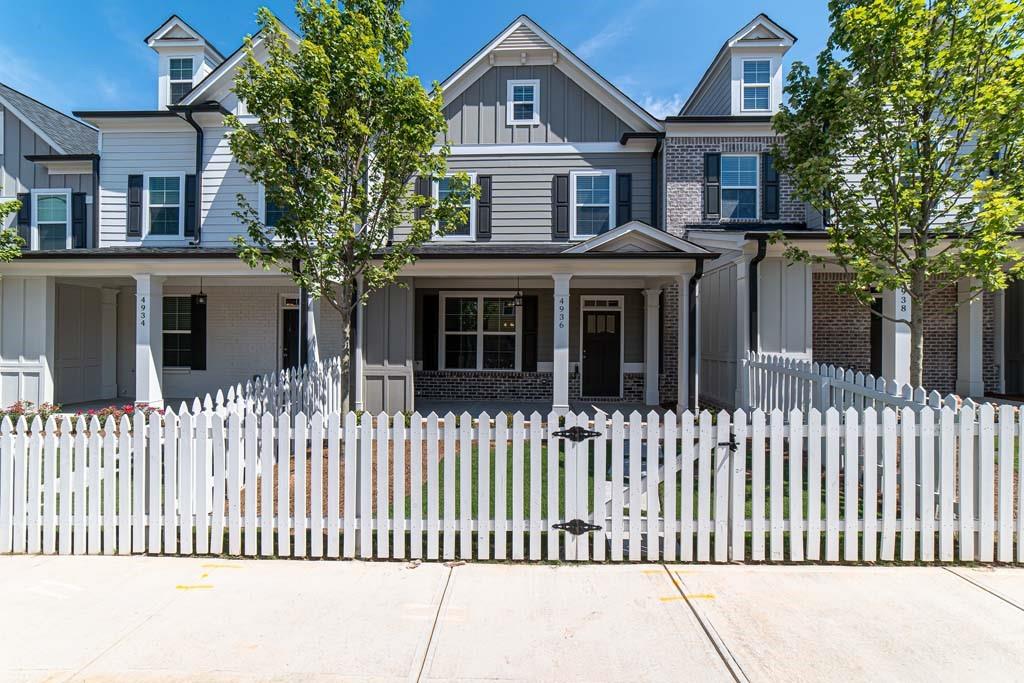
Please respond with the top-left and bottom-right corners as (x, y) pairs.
(553, 426), (601, 442)
(553, 519), (603, 535)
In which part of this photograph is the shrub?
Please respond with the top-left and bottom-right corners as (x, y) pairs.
(0, 401), (61, 424)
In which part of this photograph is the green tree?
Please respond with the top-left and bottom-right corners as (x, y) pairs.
(772, 0), (1024, 387)
(227, 0), (472, 410)
(0, 194), (24, 261)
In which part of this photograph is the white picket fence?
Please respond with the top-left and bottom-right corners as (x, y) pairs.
(3, 405), (1023, 563)
(208, 356), (345, 418)
(745, 352), (965, 415)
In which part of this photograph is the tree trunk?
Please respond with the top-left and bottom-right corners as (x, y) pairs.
(909, 270), (926, 389)
(337, 282), (354, 414)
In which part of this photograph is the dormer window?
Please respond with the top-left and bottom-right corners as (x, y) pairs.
(507, 79), (540, 126)
(742, 59), (771, 111)
(169, 57), (194, 104)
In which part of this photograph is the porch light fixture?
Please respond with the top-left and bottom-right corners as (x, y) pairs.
(196, 276), (207, 305)
(512, 277), (524, 308)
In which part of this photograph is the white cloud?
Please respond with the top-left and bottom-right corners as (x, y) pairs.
(575, 19), (636, 60)
(638, 94), (686, 119)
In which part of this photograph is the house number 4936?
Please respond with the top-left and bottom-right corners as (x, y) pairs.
(557, 295), (567, 329)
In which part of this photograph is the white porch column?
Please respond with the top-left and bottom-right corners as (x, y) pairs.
(133, 274), (165, 408)
(306, 292), (321, 366)
(100, 288), (119, 400)
(676, 274), (692, 413)
(353, 276), (365, 412)
(552, 273), (572, 415)
(882, 287), (911, 386)
(643, 288), (661, 406)
(957, 277), (985, 397)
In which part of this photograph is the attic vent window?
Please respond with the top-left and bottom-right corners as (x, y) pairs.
(169, 57), (194, 104)
(742, 59), (770, 111)
(507, 79), (540, 126)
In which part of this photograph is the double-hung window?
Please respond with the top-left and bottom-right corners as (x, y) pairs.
(506, 79), (540, 125)
(742, 59), (771, 111)
(434, 174), (475, 240)
(146, 174), (183, 236)
(721, 155), (758, 220)
(441, 294), (519, 370)
(570, 169), (615, 239)
(261, 184), (286, 229)
(32, 190), (71, 250)
(163, 296), (192, 369)
(169, 57), (194, 105)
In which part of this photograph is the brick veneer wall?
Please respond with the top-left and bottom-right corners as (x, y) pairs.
(983, 291), (999, 395)
(414, 371), (553, 402)
(811, 273), (873, 374)
(664, 136), (805, 238)
(921, 282), (957, 393)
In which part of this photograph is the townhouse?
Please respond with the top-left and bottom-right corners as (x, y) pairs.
(0, 12), (1018, 415)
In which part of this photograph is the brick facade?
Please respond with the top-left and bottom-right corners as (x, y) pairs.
(414, 370), (647, 403)
(664, 136), (805, 238)
(921, 282), (957, 393)
(983, 291), (999, 395)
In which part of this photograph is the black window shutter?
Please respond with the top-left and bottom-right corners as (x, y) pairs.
(521, 295), (538, 372)
(616, 173), (632, 227)
(190, 294), (207, 371)
(71, 193), (87, 248)
(704, 153), (721, 219)
(762, 153), (779, 220)
(184, 174), (197, 237)
(15, 193), (31, 246)
(476, 175), (492, 240)
(422, 294), (439, 371)
(551, 175), (569, 240)
(127, 175), (143, 236)
(414, 176), (431, 220)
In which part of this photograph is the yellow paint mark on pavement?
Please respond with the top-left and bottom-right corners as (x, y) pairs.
(660, 594), (715, 602)
(201, 563), (242, 569)
(176, 584), (214, 591)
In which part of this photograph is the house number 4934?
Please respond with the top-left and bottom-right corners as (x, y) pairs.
(139, 295), (147, 327)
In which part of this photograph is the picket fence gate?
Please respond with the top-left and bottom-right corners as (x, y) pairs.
(1, 405), (1022, 564)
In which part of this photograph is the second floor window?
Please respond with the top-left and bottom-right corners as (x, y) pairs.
(507, 79), (540, 125)
(169, 58), (193, 104)
(148, 175), (182, 236)
(721, 155), (758, 219)
(34, 191), (70, 250)
(742, 60), (770, 111)
(434, 174), (475, 240)
(570, 170), (615, 239)
(163, 296), (192, 368)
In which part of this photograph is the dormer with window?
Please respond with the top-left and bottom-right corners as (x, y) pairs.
(145, 15), (225, 109)
(679, 14), (795, 117)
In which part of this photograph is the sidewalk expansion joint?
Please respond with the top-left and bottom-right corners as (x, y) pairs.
(413, 565), (455, 683)
(943, 567), (1024, 614)
(661, 565), (749, 683)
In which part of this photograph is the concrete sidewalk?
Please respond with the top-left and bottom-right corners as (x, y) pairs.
(1, 557), (1022, 682)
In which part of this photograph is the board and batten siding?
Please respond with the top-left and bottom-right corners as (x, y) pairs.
(699, 263), (739, 408)
(443, 65), (633, 145)
(395, 152), (652, 242)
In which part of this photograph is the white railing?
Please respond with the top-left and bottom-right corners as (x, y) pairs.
(744, 352), (965, 414)
(204, 356), (345, 418)
(2, 405), (1021, 564)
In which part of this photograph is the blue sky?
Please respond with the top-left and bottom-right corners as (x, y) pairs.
(1, 0), (830, 118)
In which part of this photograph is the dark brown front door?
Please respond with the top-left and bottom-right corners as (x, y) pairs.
(582, 310), (621, 397)
(282, 308), (300, 370)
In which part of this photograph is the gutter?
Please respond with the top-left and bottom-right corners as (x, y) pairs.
(747, 236), (768, 351)
(619, 132), (666, 229)
(92, 156), (100, 248)
(169, 106), (211, 247)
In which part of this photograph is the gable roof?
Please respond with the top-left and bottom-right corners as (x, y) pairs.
(441, 15), (661, 133)
(145, 14), (225, 60)
(178, 17), (301, 107)
(0, 82), (97, 155)
(563, 221), (712, 254)
(679, 13), (796, 116)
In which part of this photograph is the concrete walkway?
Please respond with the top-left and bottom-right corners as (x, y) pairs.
(1, 557), (1022, 682)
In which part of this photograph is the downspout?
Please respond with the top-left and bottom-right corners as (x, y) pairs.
(180, 109), (204, 247)
(688, 258), (705, 411)
(91, 156), (100, 248)
(748, 237), (768, 351)
(618, 131), (666, 228)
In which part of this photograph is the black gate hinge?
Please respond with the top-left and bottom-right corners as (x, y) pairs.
(553, 425), (601, 442)
(553, 519), (602, 535)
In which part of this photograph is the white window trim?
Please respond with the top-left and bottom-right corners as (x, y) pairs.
(720, 154), (760, 221)
(579, 295), (625, 398)
(506, 79), (540, 126)
(740, 58), (772, 112)
(30, 188), (72, 251)
(439, 291), (522, 372)
(569, 169), (616, 241)
(162, 295), (192, 370)
(143, 172), (186, 239)
(432, 173), (476, 241)
(168, 56), (195, 105)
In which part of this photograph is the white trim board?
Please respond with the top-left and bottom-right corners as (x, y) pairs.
(440, 142), (655, 155)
